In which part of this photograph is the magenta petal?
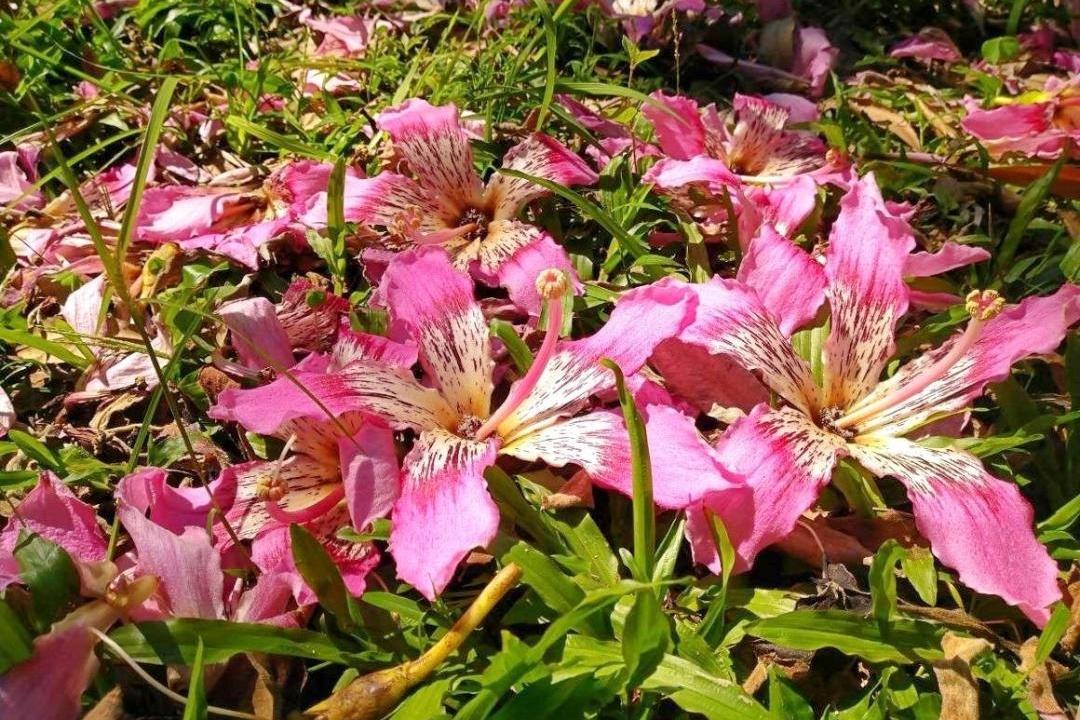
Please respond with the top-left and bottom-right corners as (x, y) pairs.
(822, 173), (914, 408)
(737, 224), (827, 335)
(651, 339), (770, 414)
(488, 134), (598, 217)
(643, 156), (740, 190)
(687, 406), (844, 573)
(0, 473), (107, 586)
(0, 151), (43, 212)
(0, 624), (99, 720)
(119, 502), (225, 619)
(904, 242), (991, 278)
(219, 296), (295, 371)
(389, 430), (499, 600)
(490, 228), (578, 316)
(791, 27), (838, 98)
(889, 28), (962, 63)
(340, 423), (400, 530)
(211, 370), (371, 434)
(850, 439), (1060, 624)
(642, 92), (707, 160)
(116, 468), (220, 535)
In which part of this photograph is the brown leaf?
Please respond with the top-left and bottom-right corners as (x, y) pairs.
(851, 99), (922, 150)
(983, 164), (1080, 199)
(541, 470), (594, 510)
(83, 687), (128, 720)
(1019, 638), (1069, 720)
(932, 632), (992, 720)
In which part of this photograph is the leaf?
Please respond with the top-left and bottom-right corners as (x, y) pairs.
(981, 37), (1021, 63)
(746, 610), (944, 663)
(562, 636), (772, 720)
(14, 532), (80, 630)
(7, 430), (64, 472)
(0, 598), (33, 674)
(289, 523), (357, 630)
(530, 0), (557, 130)
(899, 546), (938, 606)
(181, 638), (207, 720)
(489, 319), (533, 375)
(108, 619), (370, 666)
(1033, 602), (1070, 667)
(768, 666), (814, 720)
(622, 590), (671, 690)
(994, 153), (1066, 272)
(869, 540), (906, 627)
(932, 633), (991, 720)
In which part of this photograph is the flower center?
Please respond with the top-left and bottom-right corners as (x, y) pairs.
(473, 269), (569, 442)
(818, 405), (855, 440)
(832, 289), (1005, 432)
(456, 206), (491, 243)
(456, 414), (484, 439)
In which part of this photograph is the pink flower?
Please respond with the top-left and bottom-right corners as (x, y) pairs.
(890, 27), (962, 63)
(962, 77), (1080, 160)
(212, 247), (741, 599)
(0, 150), (42, 213)
(698, 26), (838, 98)
(664, 174), (1079, 624)
(303, 13), (382, 57)
(136, 161), (344, 269)
(305, 98), (597, 315)
(602, 0), (707, 44)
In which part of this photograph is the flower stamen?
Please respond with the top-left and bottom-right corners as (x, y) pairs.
(833, 289), (1005, 431)
(474, 269), (569, 441)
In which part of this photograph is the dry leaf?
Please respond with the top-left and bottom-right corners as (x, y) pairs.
(851, 99), (922, 150)
(932, 632), (992, 720)
(1019, 638), (1069, 720)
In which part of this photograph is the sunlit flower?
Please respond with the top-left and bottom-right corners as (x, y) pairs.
(963, 76), (1080, 160)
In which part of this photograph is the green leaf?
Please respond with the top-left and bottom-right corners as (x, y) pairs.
(0, 598), (33, 674)
(600, 358), (654, 580)
(530, 0), (557, 130)
(181, 638), (207, 720)
(768, 666), (814, 720)
(1034, 602), (1071, 667)
(746, 610), (944, 664)
(489, 319), (533, 375)
(869, 540), (906, 626)
(980, 37), (1021, 64)
(994, 152), (1065, 272)
(108, 619), (369, 666)
(7, 430), (64, 472)
(0, 326), (88, 367)
(14, 532), (80, 630)
(289, 524), (357, 630)
(899, 546), (938, 606)
(622, 590), (671, 690)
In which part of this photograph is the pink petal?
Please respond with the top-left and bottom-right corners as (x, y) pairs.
(303, 171), (445, 231)
(687, 405), (844, 573)
(61, 275), (105, 338)
(741, 175), (819, 240)
(737, 224), (827, 335)
(822, 173), (914, 408)
(219, 297), (295, 371)
(0, 624), (99, 720)
(304, 14), (374, 56)
(0, 387), (13, 437)
(135, 186), (247, 243)
(377, 98), (483, 210)
(961, 101), (1064, 159)
(330, 326), (418, 370)
(116, 468), (221, 535)
(791, 27), (838, 98)
(904, 242), (991, 278)
(650, 339), (770, 414)
(642, 92), (707, 160)
(852, 284), (1080, 437)
(119, 501), (225, 619)
(849, 438), (1060, 624)
(484, 222), (578, 316)
(0, 473), (107, 589)
(498, 278), (697, 435)
(556, 94), (630, 140)
(389, 429), (499, 599)
(675, 277), (818, 413)
(643, 156), (740, 191)
(889, 28), (962, 63)
(487, 134), (597, 218)
(0, 151), (42, 212)
(506, 405), (744, 510)
(340, 423), (400, 530)
(380, 246), (493, 419)
(763, 93), (820, 123)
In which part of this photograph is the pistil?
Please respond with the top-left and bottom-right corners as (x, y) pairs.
(474, 269), (569, 441)
(833, 290), (1004, 431)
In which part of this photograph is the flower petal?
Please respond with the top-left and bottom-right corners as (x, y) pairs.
(686, 405), (845, 573)
(0, 472), (107, 589)
(486, 134), (597, 218)
(676, 277), (818, 413)
(377, 99), (483, 211)
(211, 360), (453, 435)
(0, 624), (99, 720)
(339, 423), (400, 530)
(389, 429), (499, 599)
(473, 221), (579, 315)
(890, 27), (962, 62)
(119, 502), (225, 619)
(504, 405), (744, 510)
(381, 246), (493, 420)
(499, 278), (696, 437)
(650, 339), (771, 414)
(849, 438), (1060, 624)
(116, 468), (221, 535)
(219, 296), (294, 371)
(852, 284), (1080, 437)
(61, 275), (105, 339)
(904, 242), (991, 278)
(822, 174), (914, 409)
(642, 92), (707, 160)
(0, 386), (13, 437)
(737, 224), (827, 335)
(302, 171), (447, 231)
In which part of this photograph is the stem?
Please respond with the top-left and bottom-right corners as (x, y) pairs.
(305, 563), (523, 720)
